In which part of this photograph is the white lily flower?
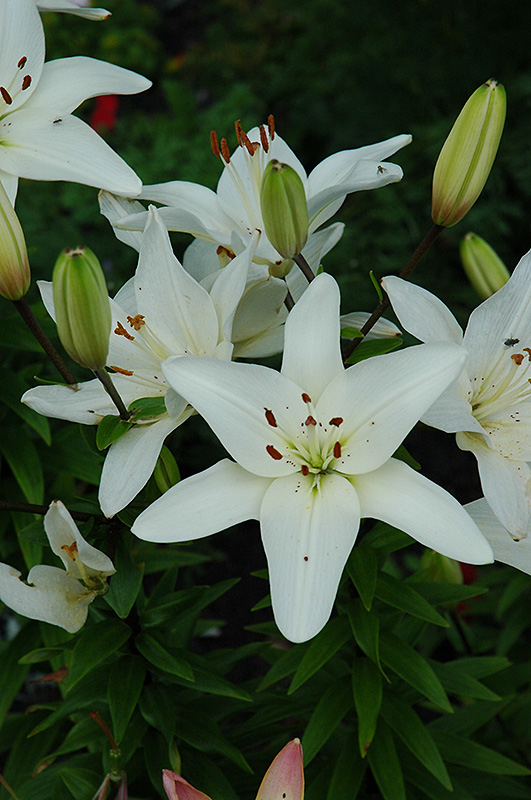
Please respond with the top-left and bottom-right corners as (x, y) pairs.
(0, 500), (115, 633)
(466, 498), (531, 574)
(383, 248), (531, 539)
(114, 117), (411, 273)
(35, 0), (110, 20)
(22, 208), (257, 518)
(0, 0), (150, 203)
(132, 272), (492, 643)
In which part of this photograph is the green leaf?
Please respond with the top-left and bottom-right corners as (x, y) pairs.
(347, 543), (378, 611)
(375, 572), (449, 627)
(139, 683), (176, 743)
(381, 695), (452, 789)
(0, 622), (36, 731)
(128, 395), (167, 420)
(369, 269), (383, 302)
(288, 616), (351, 693)
(430, 660), (502, 702)
(0, 426), (44, 503)
(392, 443), (421, 470)
(302, 676), (353, 764)
(59, 767), (101, 800)
(19, 645), (71, 664)
(362, 522), (413, 554)
(379, 633), (452, 713)
(366, 719), (406, 800)
(257, 642), (306, 691)
(67, 620), (131, 690)
(104, 532), (144, 618)
(352, 658), (382, 757)
(340, 326), (364, 338)
(135, 632), (195, 681)
(173, 710), (253, 773)
(347, 598), (384, 675)
(326, 733), (366, 800)
(0, 371), (51, 444)
(95, 414), (132, 450)
(108, 656), (146, 744)
(432, 731), (531, 776)
(346, 335), (402, 365)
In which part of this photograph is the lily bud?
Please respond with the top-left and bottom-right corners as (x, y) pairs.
(52, 245), (111, 370)
(432, 79), (506, 228)
(255, 740), (304, 800)
(154, 446), (181, 494)
(460, 232), (509, 299)
(420, 550), (463, 585)
(260, 160), (308, 259)
(0, 180), (30, 300)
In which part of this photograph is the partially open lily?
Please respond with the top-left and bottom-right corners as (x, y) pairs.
(163, 740), (304, 800)
(0, 500), (115, 633)
(132, 272), (492, 643)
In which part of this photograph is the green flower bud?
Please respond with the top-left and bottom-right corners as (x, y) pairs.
(260, 160), (308, 259)
(432, 79), (506, 228)
(53, 245), (111, 370)
(154, 445), (181, 494)
(420, 550), (463, 585)
(0, 180), (30, 301)
(460, 232), (509, 299)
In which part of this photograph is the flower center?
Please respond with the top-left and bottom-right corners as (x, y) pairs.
(471, 341), (531, 422)
(264, 392), (344, 487)
(0, 56), (32, 115)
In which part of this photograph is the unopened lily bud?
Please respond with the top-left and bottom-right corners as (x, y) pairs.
(0, 180), (30, 300)
(256, 740), (304, 800)
(260, 160), (308, 259)
(52, 245), (111, 370)
(432, 79), (506, 228)
(154, 446), (181, 494)
(420, 550), (463, 585)
(460, 232), (509, 299)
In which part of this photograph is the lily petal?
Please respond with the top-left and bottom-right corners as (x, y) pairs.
(22, 379), (116, 425)
(36, 1), (110, 20)
(208, 232), (257, 342)
(132, 459), (271, 542)
(98, 191), (145, 252)
(162, 771), (212, 800)
(353, 458), (493, 563)
(45, 499), (115, 577)
(261, 471), (360, 643)
(0, 0), (44, 112)
(466, 498), (531, 572)
(382, 276), (464, 345)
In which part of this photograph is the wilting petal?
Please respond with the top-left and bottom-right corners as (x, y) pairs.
(0, 563), (92, 633)
(99, 416), (182, 517)
(319, 342), (466, 474)
(457, 431), (531, 539)
(261, 472), (360, 643)
(466, 498), (531, 572)
(255, 740), (304, 800)
(45, 500), (115, 577)
(353, 458), (493, 564)
(281, 272), (344, 400)
(382, 276), (464, 345)
(162, 770), (212, 800)
(132, 459), (271, 542)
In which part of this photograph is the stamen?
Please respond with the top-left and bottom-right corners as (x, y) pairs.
(302, 392), (312, 403)
(305, 416), (317, 426)
(234, 119), (243, 145)
(329, 417), (343, 427)
(523, 348), (531, 360)
(301, 465), (309, 476)
(266, 444), (283, 460)
(61, 542), (78, 561)
(127, 314), (145, 330)
(21, 75), (31, 91)
(268, 114), (275, 140)
(511, 353), (524, 366)
(210, 130), (220, 159)
(114, 321), (134, 341)
(264, 408), (278, 427)
(333, 441), (342, 458)
(0, 87), (12, 105)
(110, 366), (134, 376)
(259, 125), (269, 153)
(240, 129), (257, 156)
(17, 56), (27, 69)
(220, 137), (231, 164)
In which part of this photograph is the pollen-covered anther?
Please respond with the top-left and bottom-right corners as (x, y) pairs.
(210, 130), (220, 159)
(17, 56), (27, 69)
(61, 542), (78, 561)
(127, 314), (145, 330)
(240, 129), (259, 156)
(268, 113), (275, 140)
(301, 464), (309, 476)
(220, 137), (231, 164)
(523, 347), (531, 360)
(301, 392), (312, 403)
(333, 441), (342, 458)
(21, 75), (31, 91)
(0, 87), (12, 105)
(234, 119), (243, 145)
(305, 415), (317, 426)
(266, 444), (283, 460)
(511, 353), (524, 366)
(264, 408), (278, 427)
(110, 365), (134, 376)
(259, 124), (270, 153)
(329, 417), (343, 427)
(114, 321), (134, 341)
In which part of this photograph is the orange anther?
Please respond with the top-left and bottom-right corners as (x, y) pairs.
(127, 314), (145, 331)
(114, 321), (134, 341)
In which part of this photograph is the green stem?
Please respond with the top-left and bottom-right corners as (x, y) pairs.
(0, 500), (111, 524)
(343, 223), (444, 361)
(93, 368), (131, 421)
(13, 297), (78, 387)
(284, 285), (295, 310)
(0, 774), (22, 800)
(293, 252), (315, 283)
